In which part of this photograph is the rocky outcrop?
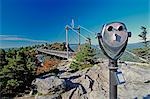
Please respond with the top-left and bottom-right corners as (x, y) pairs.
(31, 60), (150, 99)
(58, 61), (109, 99)
(35, 94), (62, 99)
(32, 74), (66, 95)
(118, 62), (150, 98)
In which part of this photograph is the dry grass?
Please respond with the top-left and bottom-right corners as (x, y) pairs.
(36, 59), (60, 75)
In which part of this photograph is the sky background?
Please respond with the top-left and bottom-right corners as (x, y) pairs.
(0, 0), (150, 48)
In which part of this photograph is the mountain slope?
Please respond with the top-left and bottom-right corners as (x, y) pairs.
(127, 41), (150, 49)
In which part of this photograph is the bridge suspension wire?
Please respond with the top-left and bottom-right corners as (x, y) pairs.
(67, 30), (79, 44)
(65, 20), (96, 59)
(70, 31), (80, 43)
(67, 25), (88, 40)
(79, 25), (98, 44)
(79, 25), (96, 36)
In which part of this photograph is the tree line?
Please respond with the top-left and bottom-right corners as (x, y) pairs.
(0, 45), (40, 97)
(0, 42), (70, 97)
(0, 26), (149, 97)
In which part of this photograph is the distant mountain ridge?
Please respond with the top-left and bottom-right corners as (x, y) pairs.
(127, 41), (150, 49)
(1, 41), (150, 50)
(70, 41), (150, 51)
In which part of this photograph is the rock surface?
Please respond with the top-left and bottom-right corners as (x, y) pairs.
(35, 94), (62, 99)
(118, 63), (150, 99)
(32, 74), (66, 95)
(59, 60), (109, 99)
(32, 60), (150, 99)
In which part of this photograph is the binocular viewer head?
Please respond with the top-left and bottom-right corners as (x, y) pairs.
(97, 22), (131, 60)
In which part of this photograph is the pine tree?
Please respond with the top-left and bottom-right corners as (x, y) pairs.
(0, 49), (7, 69)
(138, 26), (148, 47)
(70, 44), (96, 71)
(0, 50), (36, 96)
(7, 49), (17, 59)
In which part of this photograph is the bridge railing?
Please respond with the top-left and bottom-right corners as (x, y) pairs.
(36, 49), (76, 58)
(37, 49), (75, 54)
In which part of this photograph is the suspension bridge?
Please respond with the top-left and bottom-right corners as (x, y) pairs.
(36, 19), (147, 62)
(37, 49), (75, 59)
(36, 19), (95, 59)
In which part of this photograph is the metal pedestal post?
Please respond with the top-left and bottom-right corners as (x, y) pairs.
(109, 59), (118, 99)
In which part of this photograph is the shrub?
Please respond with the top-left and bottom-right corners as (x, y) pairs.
(0, 49), (36, 97)
(132, 47), (150, 62)
(70, 44), (96, 71)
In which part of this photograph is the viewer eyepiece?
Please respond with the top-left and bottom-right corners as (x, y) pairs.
(118, 26), (123, 31)
(107, 26), (113, 31)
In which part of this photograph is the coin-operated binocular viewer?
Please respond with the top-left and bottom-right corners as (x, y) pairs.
(97, 22), (131, 99)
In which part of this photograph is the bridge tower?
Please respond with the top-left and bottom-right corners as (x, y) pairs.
(71, 19), (81, 51)
(65, 19), (81, 59)
(65, 19), (93, 59)
(65, 26), (69, 59)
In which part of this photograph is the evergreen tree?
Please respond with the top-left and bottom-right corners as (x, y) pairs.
(75, 44), (96, 64)
(7, 49), (17, 59)
(0, 50), (36, 97)
(138, 26), (148, 47)
(70, 44), (96, 71)
(0, 49), (7, 69)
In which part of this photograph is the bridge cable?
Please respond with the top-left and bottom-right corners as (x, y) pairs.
(67, 25), (88, 40)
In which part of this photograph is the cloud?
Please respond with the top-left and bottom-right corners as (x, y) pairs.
(0, 35), (49, 43)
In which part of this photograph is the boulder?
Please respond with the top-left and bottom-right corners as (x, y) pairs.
(32, 75), (66, 95)
(31, 60), (150, 99)
(61, 64), (108, 99)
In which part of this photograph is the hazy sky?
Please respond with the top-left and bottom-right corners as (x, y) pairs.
(0, 0), (150, 48)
